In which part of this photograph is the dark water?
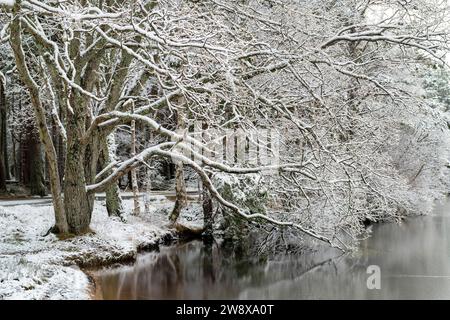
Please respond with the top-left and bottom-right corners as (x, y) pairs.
(94, 200), (450, 299)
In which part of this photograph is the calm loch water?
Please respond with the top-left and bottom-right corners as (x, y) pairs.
(94, 200), (450, 299)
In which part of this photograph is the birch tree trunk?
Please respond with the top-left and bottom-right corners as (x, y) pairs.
(144, 168), (152, 213)
(101, 134), (124, 219)
(130, 104), (141, 216)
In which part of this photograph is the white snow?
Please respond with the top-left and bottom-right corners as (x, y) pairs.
(0, 0), (15, 6)
(0, 199), (175, 300)
(0, 256), (89, 300)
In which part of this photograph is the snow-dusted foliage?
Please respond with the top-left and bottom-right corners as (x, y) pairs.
(424, 65), (450, 110)
(213, 173), (268, 215)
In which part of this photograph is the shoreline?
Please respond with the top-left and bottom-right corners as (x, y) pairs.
(82, 232), (177, 300)
(0, 199), (182, 299)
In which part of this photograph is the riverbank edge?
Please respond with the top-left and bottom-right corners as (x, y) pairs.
(0, 200), (188, 299)
(82, 225), (210, 299)
(81, 230), (177, 300)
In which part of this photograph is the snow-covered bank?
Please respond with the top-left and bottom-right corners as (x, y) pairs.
(0, 199), (176, 300)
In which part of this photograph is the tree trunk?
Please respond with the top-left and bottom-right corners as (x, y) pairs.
(64, 134), (92, 234)
(202, 186), (214, 242)
(52, 107), (66, 186)
(169, 108), (187, 224)
(169, 162), (187, 223)
(20, 126), (46, 196)
(0, 75), (7, 192)
(63, 93), (93, 235)
(106, 183), (124, 217)
(28, 132), (46, 196)
(130, 105), (141, 216)
(10, 19), (68, 234)
(101, 134), (124, 219)
(201, 122), (213, 240)
(144, 168), (152, 213)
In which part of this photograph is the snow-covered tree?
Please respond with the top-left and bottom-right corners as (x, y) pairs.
(1, 0), (449, 250)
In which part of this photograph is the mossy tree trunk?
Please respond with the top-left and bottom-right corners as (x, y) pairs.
(64, 96), (93, 234)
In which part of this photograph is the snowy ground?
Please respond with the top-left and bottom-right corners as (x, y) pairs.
(0, 197), (200, 300)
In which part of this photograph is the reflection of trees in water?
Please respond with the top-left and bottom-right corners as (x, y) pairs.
(98, 238), (348, 299)
(202, 241), (215, 286)
(96, 203), (450, 299)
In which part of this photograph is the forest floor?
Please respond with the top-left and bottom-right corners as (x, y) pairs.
(0, 196), (203, 300)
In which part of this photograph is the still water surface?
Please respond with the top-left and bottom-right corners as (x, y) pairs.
(94, 200), (450, 299)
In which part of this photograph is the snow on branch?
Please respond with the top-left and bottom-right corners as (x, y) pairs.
(0, 0), (14, 7)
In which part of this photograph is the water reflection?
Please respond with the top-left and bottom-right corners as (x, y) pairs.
(95, 200), (450, 299)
